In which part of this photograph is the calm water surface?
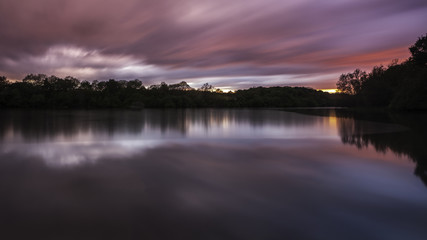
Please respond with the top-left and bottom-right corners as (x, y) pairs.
(0, 109), (426, 239)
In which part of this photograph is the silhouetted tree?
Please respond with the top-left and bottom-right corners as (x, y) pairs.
(23, 73), (48, 86)
(169, 81), (193, 91)
(159, 82), (169, 91)
(79, 81), (92, 90)
(409, 33), (427, 66)
(93, 80), (106, 91)
(0, 76), (7, 89)
(335, 33), (427, 109)
(200, 83), (213, 92)
(336, 69), (367, 95)
(0, 75), (335, 109)
(360, 65), (393, 106)
(126, 79), (143, 89)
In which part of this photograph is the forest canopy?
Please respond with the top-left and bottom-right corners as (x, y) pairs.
(0, 75), (332, 109)
(336, 33), (427, 110)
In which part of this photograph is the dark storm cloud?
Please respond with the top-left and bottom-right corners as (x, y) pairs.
(0, 0), (426, 88)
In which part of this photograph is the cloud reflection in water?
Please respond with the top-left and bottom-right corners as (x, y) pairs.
(0, 109), (341, 166)
(0, 109), (426, 239)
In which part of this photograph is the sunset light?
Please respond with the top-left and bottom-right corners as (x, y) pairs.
(319, 89), (338, 93)
(0, 1), (426, 239)
(0, 0), (425, 89)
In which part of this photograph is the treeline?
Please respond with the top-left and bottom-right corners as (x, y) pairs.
(4, 35), (424, 110)
(337, 33), (427, 110)
(0, 75), (332, 109)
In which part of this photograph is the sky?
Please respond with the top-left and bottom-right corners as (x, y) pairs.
(0, 0), (426, 90)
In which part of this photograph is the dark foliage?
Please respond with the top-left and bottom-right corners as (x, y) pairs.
(336, 69), (367, 95)
(233, 87), (331, 108)
(409, 33), (427, 66)
(337, 33), (427, 110)
(0, 76), (332, 109)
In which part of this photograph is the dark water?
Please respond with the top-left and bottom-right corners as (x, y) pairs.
(0, 109), (426, 240)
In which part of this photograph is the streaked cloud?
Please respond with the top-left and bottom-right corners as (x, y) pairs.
(2, 45), (163, 80)
(0, 0), (426, 88)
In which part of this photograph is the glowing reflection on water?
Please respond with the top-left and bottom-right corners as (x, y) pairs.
(0, 109), (343, 166)
(0, 109), (426, 240)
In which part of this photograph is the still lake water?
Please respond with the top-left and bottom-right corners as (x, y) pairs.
(0, 109), (426, 239)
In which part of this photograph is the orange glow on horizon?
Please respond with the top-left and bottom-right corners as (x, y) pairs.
(319, 89), (338, 93)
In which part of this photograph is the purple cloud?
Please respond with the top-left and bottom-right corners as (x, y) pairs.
(0, 0), (426, 89)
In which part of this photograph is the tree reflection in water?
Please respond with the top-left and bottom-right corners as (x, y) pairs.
(292, 108), (427, 187)
(0, 109), (426, 239)
(339, 113), (427, 187)
(1, 109), (426, 187)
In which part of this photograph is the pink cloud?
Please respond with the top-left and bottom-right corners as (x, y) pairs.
(0, 0), (426, 88)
